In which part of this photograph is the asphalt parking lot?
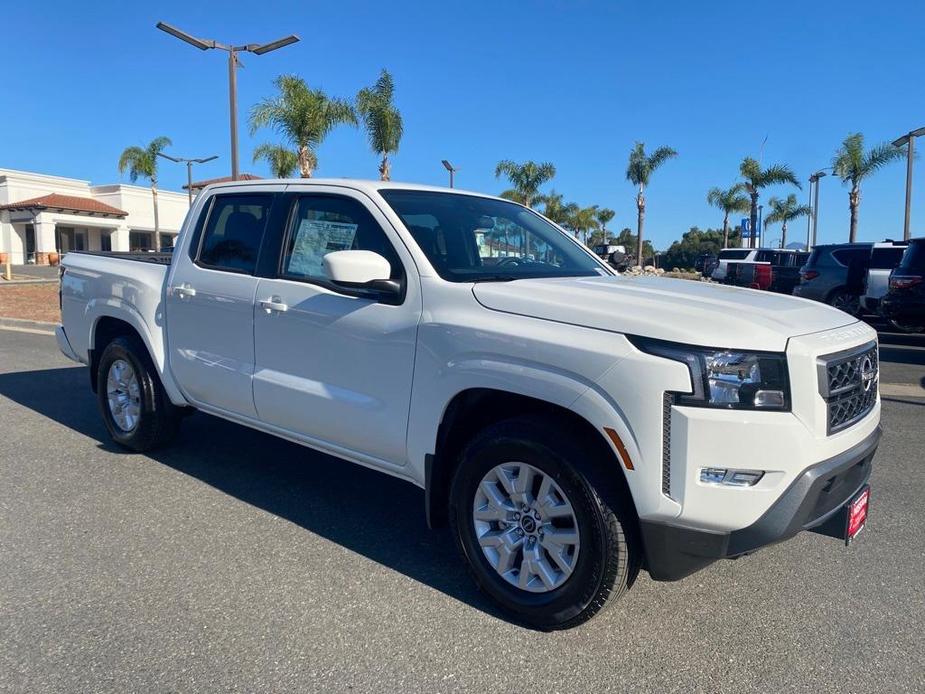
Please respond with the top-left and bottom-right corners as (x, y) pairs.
(1, 327), (923, 693)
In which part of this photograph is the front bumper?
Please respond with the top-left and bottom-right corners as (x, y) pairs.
(640, 426), (880, 581)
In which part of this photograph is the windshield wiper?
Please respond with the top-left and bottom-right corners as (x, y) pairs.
(471, 275), (520, 283)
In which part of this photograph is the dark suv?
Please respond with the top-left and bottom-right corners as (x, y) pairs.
(881, 238), (925, 332)
(793, 243), (873, 314)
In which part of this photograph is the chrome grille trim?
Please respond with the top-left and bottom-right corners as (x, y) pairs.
(817, 341), (878, 435)
(662, 392), (673, 498)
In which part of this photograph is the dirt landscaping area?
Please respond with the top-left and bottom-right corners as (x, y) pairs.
(0, 283), (60, 323)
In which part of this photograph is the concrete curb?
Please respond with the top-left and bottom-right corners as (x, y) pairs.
(0, 278), (59, 285)
(0, 317), (58, 334)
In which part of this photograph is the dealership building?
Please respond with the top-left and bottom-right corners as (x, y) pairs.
(0, 168), (190, 264)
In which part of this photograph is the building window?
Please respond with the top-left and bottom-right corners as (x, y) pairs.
(100, 232), (112, 252)
(129, 231), (153, 251)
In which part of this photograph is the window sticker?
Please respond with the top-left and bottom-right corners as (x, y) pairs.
(288, 218), (359, 277)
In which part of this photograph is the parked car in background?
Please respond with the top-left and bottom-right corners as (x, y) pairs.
(55, 179), (881, 629)
(592, 243), (629, 271)
(861, 240), (908, 315)
(728, 250), (809, 294)
(793, 243), (873, 315)
(710, 248), (756, 281)
(695, 252), (718, 278)
(881, 237), (925, 332)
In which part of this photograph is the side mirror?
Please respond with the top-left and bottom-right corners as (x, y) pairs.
(323, 250), (402, 301)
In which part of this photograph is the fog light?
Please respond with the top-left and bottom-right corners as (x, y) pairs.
(754, 390), (785, 408)
(699, 467), (765, 487)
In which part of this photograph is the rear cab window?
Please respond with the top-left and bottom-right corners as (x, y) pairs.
(195, 194), (274, 274)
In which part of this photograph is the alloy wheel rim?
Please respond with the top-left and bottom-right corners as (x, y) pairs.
(472, 462), (580, 593)
(106, 359), (141, 432)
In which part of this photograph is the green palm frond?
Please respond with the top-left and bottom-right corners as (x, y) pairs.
(356, 69), (403, 157)
(707, 184), (751, 215)
(118, 136), (170, 183)
(250, 75), (357, 159)
(739, 157), (800, 190)
(764, 193), (812, 226)
(253, 144), (300, 178)
(626, 142), (677, 187)
(832, 132), (905, 185)
(495, 160), (556, 207)
(596, 207), (616, 226)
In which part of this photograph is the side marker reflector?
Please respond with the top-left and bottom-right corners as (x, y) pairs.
(603, 427), (634, 470)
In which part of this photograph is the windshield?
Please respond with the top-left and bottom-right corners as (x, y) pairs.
(379, 189), (609, 282)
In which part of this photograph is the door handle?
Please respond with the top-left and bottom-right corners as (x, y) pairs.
(173, 284), (197, 298)
(259, 297), (289, 313)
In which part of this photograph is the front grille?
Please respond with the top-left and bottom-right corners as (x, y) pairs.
(818, 342), (878, 434)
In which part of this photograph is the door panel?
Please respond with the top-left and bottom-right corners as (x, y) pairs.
(252, 189), (421, 464)
(166, 191), (278, 418)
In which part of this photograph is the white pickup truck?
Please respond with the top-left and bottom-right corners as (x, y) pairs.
(57, 179), (881, 629)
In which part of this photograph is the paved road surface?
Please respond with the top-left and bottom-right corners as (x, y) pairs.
(1, 328), (923, 693)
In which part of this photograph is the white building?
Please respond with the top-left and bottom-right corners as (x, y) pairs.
(0, 168), (189, 264)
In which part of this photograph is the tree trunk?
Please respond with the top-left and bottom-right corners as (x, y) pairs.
(848, 184), (860, 242)
(781, 221), (787, 249)
(749, 190), (759, 249)
(722, 213), (730, 248)
(298, 145), (314, 178)
(151, 181), (161, 252)
(636, 188), (646, 267)
(379, 154), (391, 181)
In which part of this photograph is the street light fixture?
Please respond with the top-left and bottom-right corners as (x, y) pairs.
(156, 22), (299, 181)
(892, 126), (925, 241)
(441, 159), (457, 188)
(157, 152), (219, 206)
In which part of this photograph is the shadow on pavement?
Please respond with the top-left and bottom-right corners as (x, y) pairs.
(0, 366), (506, 622)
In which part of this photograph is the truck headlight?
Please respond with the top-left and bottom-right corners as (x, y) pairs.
(630, 337), (790, 410)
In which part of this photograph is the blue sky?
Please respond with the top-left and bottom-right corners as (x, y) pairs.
(1, 1), (922, 249)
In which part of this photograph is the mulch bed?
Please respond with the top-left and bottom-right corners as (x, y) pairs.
(0, 283), (61, 323)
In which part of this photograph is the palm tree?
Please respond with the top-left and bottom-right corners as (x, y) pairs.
(739, 157), (800, 248)
(356, 69), (403, 181)
(118, 136), (172, 251)
(250, 75), (357, 178)
(252, 144), (300, 178)
(495, 160), (556, 208)
(764, 194), (813, 248)
(832, 132), (905, 242)
(536, 190), (576, 226)
(568, 205), (601, 244)
(706, 183), (751, 248)
(596, 208), (616, 239)
(626, 142), (677, 266)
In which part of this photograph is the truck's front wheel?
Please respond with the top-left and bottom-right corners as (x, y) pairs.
(449, 417), (639, 630)
(96, 336), (179, 452)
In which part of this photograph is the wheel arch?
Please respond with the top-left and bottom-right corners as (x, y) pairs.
(425, 388), (637, 531)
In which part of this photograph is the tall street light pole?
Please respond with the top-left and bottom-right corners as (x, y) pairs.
(156, 22), (299, 181)
(157, 153), (219, 206)
(805, 175), (815, 250)
(810, 170), (828, 248)
(441, 159), (457, 188)
(892, 126), (925, 241)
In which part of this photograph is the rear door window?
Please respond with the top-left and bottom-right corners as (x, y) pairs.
(197, 194), (273, 274)
(832, 247), (870, 267)
(719, 250), (750, 260)
(870, 246), (907, 269)
(898, 242), (925, 271)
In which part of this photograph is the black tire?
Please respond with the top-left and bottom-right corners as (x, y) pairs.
(889, 319), (924, 334)
(449, 417), (639, 630)
(96, 335), (180, 452)
(828, 289), (861, 316)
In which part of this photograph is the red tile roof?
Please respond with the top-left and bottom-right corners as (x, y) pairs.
(0, 193), (128, 217)
(184, 173), (263, 190)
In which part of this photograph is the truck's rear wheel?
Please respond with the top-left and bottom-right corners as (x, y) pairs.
(449, 417), (638, 630)
(96, 335), (179, 452)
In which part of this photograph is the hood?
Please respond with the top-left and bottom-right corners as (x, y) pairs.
(472, 275), (857, 352)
